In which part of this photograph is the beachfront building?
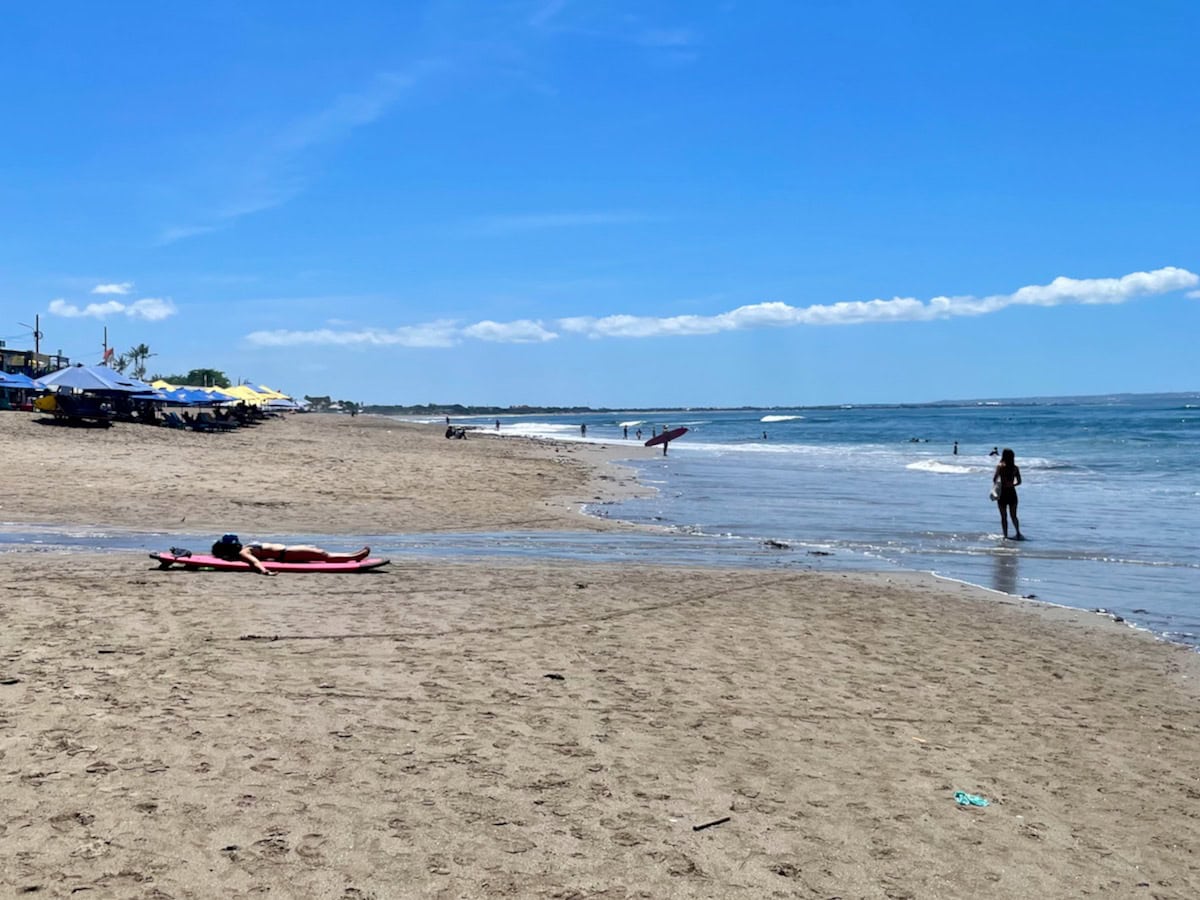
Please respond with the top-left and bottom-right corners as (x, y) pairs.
(0, 342), (70, 376)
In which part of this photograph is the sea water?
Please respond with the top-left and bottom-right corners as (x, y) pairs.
(449, 394), (1200, 647)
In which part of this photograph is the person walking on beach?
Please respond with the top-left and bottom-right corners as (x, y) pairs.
(992, 448), (1023, 540)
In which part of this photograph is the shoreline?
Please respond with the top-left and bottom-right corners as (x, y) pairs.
(4, 410), (1200, 896)
(1, 408), (1188, 652)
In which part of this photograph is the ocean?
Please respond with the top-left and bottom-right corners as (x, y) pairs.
(446, 393), (1200, 648)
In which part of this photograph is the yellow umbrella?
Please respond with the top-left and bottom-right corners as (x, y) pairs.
(151, 379), (177, 389)
(224, 384), (270, 404)
(255, 384), (290, 400)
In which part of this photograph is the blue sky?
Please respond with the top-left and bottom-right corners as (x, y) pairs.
(2, 0), (1197, 407)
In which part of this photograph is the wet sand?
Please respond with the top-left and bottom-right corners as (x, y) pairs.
(2, 412), (1199, 898)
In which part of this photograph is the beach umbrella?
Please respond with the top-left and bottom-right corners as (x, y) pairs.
(224, 384), (270, 404)
(150, 379), (177, 389)
(180, 388), (222, 405)
(37, 363), (152, 393)
(0, 371), (45, 389)
(199, 386), (237, 403)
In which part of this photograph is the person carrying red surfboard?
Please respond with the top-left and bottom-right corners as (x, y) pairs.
(644, 426), (688, 456)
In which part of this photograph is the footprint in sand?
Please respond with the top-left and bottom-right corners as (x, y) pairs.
(295, 833), (327, 862)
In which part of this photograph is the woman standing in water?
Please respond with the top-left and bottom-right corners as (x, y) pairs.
(993, 448), (1023, 540)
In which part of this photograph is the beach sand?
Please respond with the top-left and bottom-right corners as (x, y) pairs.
(0, 414), (643, 535)
(2, 413), (1199, 898)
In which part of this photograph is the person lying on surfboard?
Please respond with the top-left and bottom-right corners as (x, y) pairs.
(211, 534), (371, 576)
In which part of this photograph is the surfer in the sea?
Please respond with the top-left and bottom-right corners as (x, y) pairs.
(211, 534), (370, 576)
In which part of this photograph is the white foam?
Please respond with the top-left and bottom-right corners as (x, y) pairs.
(906, 460), (984, 475)
(761, 414), (804, 423)
(500, 422), (587, 438)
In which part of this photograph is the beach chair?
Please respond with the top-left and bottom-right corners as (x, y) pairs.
(196, 411), (238, 432)
(48, 393), (113, 428)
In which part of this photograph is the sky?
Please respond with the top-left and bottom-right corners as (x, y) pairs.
(2, 0), (1198, 407)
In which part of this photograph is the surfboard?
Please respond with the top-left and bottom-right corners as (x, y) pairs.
(644, 426), (688, 448)
(150, 552), (390, 573)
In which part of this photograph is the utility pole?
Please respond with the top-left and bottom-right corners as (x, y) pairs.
(18, 316), (42, 367)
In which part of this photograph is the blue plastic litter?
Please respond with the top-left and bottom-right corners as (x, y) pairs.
(954, 791), (989, 807)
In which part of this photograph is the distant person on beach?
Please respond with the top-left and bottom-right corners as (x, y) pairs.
(211, 534), (370, 576)
(623, 425), (628, 439)
(580, 423), (587, 437)
(992, 448), (1023, 540)
(953, 441), (958, 455)
(635, 429), (642, 440)
(495, 419), (500, 430)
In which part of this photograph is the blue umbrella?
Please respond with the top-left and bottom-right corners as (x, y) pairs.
(177, 388), (218, 405)
(37, 364), (152, 393)
(0, 371), (44, 389)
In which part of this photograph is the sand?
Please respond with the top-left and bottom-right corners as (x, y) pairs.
(2, 412), (1199, 899)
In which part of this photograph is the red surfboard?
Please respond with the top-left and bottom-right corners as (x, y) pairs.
(151, 552), (390, 573)
(644, 426), (688, 448)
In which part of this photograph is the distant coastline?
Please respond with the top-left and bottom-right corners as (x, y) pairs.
(361, 390), (1198, 417)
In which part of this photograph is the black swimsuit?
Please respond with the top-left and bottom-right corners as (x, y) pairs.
(248, 544), (287, 561)
(996, 466), (1020, 506)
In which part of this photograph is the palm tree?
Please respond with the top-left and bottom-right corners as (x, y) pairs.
(111, 353), (130, 374)
(125, 344), (155, 380)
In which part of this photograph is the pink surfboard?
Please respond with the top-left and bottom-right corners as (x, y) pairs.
(151, 552), (390, 573)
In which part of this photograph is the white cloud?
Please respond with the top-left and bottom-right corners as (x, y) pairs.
(159, 69), (419, 244)
(1187, 289), (1200, 299)
(246, 321), (462, 349)
(157, 224), (220, 245)
(559, 266), (1199, 338)
(237, 267), (1198, 350)
(127, 298), (178, 321)
(462, 319), (557, 343)
(91, 282), (133, 295)
(528, 5), (700, 61)
(277, 71), (413, 154)
(48, 296), (178, 321)
(49, 299), (125, 319)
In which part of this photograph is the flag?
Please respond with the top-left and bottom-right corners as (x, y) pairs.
(103, 347), (114, 363)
